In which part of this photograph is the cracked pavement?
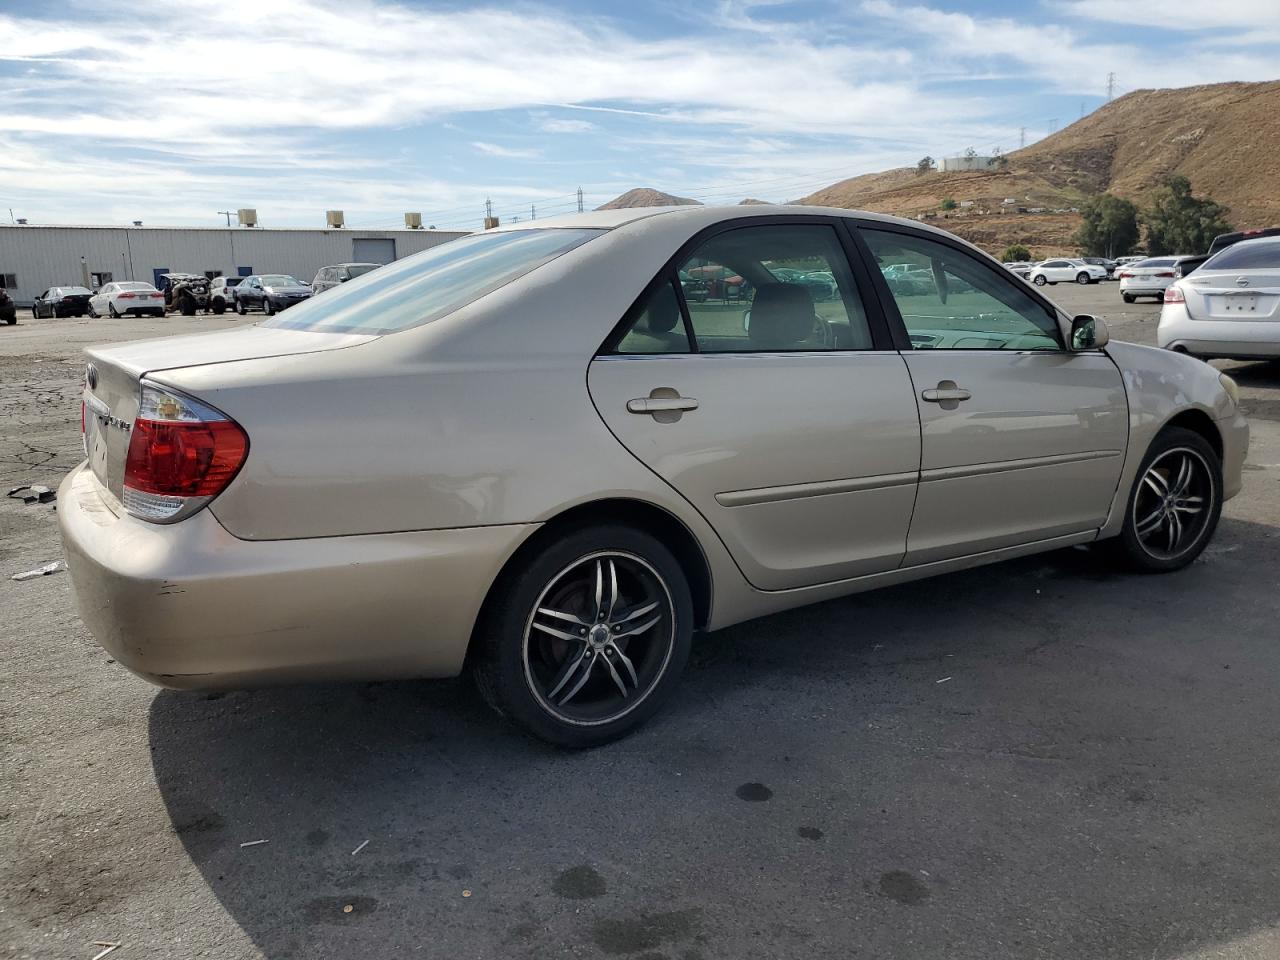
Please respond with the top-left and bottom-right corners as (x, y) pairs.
(3, 291), (1280, 960)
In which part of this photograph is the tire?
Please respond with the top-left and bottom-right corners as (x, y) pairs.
(262, 298), (275, 316)
(179, 295), (196, 317)
(235, 298), (247, 316)
(31, 306), (38, 318)
(109, 303), (120, 318)
(1033, 274), (1047, 286)
(212, 300), (225, 315)
(1122, 294), (1134, 303)
(88, 304), (98, 318)
(1111, 426), (1223, 573)
(471, 525), (694, 748)
(1076, 272), (1091, 284)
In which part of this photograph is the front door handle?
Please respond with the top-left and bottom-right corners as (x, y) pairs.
(921, 380), (971, 410)
(627, 388), (698, 423)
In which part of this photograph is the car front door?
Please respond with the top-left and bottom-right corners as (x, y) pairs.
(588, 219), (922, 590)
(857, 224), (1128, 565)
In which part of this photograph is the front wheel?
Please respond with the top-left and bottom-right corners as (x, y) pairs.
(262, 298), (275, 316)
(472, 525), (694, 747)
(1076, 272), (1091, 284)
(1033, 274), (1047, 286)
(235, 298), (247, 316)
(1112, 426), (1223, 572)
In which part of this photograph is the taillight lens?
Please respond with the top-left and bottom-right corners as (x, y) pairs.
(118, 292), (136, 299)
(122, 382), (248, 522)
(1117, 271), (1131, 278)
(1155, 271), (1175, 278)
(1164, 285), (1186, 304)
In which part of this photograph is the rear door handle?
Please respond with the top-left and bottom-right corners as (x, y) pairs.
(921, 380), (971, 410)
(627, 389), (698, 422)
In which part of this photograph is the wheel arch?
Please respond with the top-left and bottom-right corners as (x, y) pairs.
(468, 497), (714, 665)
(1161, 406), (1223, 462)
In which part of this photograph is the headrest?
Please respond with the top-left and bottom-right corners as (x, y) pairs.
(642, 282), (681, 334)
(749, 283), (814, 348)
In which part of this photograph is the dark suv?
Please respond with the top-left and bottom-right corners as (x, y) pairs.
(310, 262), (381, 294)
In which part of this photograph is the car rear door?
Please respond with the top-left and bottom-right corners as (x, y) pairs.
(588, 218), (921, 591)
(854, 223), (1128, 565)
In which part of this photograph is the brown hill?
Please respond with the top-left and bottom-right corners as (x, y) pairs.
(798, 79), (1280, 256)
(597, 188), (701, 210)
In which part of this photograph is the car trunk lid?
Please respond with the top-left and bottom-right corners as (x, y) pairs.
(1182, 272), (1280, 321)
(82, 326), (375, 501)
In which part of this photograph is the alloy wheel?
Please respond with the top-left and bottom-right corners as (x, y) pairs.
(1132, 447), (1214, 561)
(522, 551), (675, 726)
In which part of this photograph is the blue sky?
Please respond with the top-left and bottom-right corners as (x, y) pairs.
(0, 0), (1276, 229)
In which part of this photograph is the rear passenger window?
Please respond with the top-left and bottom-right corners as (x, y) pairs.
(681, 224), (871, 352)
(614, 279), (691, 354)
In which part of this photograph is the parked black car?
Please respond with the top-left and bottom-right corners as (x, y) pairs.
(0, 287), (15, 325)
(234, 275), (312, 315)
(158, 274), (213, 315)
(310, 262), (380, 294)
(32, 286), (92, 318)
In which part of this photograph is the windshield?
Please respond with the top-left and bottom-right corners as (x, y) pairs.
(63, 286), (91, 295)
(347, 264), (380, 278)
(1202, 240), (1280, 272)
(264, 229), (603, 335)
(261, 275), (302, 287)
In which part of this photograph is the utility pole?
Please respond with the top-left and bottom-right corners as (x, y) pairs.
(1080, 100), (1085, 120)
(531, 203), (536, 221)
(1106, 72), (1116, 100)
(1019, 127), (1026, 149)
(577, 187), (584, 213)
(218, 210), (234, 227)
(485, 198), (492, 220)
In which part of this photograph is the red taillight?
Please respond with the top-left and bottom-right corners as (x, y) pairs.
(118, 292), (136, 299)
(1155, 271), (1174, 278)
(1164, 286), (1185, 303)
(1117, 271), (1131, 278)
(122, 383), (248, 522)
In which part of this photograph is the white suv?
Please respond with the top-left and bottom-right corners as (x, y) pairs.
(1028, 259), (1108, 286)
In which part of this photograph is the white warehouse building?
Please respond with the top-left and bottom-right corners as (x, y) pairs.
(0, 223), (471, 305)
(939, 155), (997, 172)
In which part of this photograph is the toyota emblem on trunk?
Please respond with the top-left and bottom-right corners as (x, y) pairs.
(1236, 277), (1250, 287)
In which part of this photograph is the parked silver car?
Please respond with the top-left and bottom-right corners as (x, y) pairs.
(60, 206), (1248, 746)
(311, 262), (382, 294)
(1159, 236), (1280, 359)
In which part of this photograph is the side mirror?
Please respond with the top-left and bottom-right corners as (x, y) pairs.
(1070, 314), (1109, 350)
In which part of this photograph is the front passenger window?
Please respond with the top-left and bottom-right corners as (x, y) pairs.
(863, 228), (1061, 351)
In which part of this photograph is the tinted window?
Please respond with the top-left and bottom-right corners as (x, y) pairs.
(347, 264), (379, 278)
(265, 229), (602, 335)
(1202, 240), (1280, 271)
(1134, 258), (1175, 268)
(614, 279), (691, 354)
(864, 228), (1061, 351)
(678, 224), (871, 353)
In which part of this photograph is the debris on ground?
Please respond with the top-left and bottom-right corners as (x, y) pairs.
(462, 889), (473, 898)
(342, 904), (354, 914)
(91, 943), (121, 960)
(351, 839), (369, 856)
(11, 559), (66, 581)
(936, 677), (952, 684)
(7, 484), (56, 505)
(239, 839), (269, 848)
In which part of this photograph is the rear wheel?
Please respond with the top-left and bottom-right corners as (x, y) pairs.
(1122, 293), (1134, 303)
(1112, 426), (1222, 572)
(178, 295), (196, 316)
(1033, 274), (1048, 286)
(109, 303), (121, 318)
(472, 525), (693, 748)
(212, 300), (225, 315)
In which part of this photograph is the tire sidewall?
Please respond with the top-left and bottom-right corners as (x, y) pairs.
(1118, 425), (1223, 572)
(475, 525), (694, 748)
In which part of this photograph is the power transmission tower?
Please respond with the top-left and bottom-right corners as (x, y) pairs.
(1106, 72), (1116, 100)
(485, 198), (492, 220)
(1019, 127), (1026, 148)
(577, 187), (584, 213)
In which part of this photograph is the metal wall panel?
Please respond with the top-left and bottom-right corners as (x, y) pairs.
(0, 225), (470, 304)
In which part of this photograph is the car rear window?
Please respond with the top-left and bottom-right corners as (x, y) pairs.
(1202, 239), (1280, 272)
(1133, 259), (1174, 268)
(264, 229), (603, 335)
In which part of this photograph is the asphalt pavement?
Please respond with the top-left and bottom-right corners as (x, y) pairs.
(3, 287), (1280, 959)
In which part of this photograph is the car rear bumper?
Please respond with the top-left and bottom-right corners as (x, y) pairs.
(57, 462), (534, 689)
(1158, 304), (1280, 358)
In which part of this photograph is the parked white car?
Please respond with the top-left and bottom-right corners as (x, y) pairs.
(88, 281), (165, 318)
(1028, 259), (1107, 286)
(1158, 237), (1280, 360)
(1002, 261), (1034, 278)
(1118, 257), (1190, 303)
(208, 276), (244, 315)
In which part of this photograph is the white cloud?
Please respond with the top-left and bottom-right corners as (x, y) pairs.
(538, 118), (596, 134)
(471, 141), (542, 159)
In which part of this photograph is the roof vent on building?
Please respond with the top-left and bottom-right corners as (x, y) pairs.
(238, 208), (257, 227)
(15, 218), (28, 225)
(132, 220), (143, 226)
(404, 212), (422, 229)
(326, 210), (345, 228)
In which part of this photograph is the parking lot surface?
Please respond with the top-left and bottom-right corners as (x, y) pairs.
(3, 288), (1280, 959)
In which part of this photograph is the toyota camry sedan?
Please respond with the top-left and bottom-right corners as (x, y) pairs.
(59, 206), (1248, 747)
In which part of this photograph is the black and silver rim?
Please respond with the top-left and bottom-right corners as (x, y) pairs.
(522, 551), (675, 727)
(1132, 447), (1214, 560)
